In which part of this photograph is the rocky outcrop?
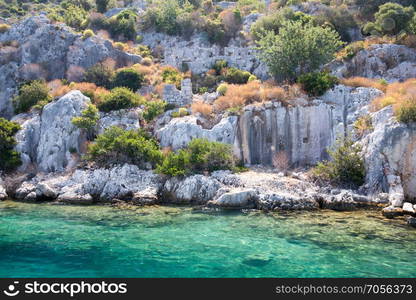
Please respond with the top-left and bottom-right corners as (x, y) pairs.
(0, 178), (7, 200)
(157, 115), (238, 150)
(13, 91), (90, 173)
(161, 175), (221, 204)
(157, 85), (382, 167)
(97, 108), (141, 134)
(330, 44), (416, 82)
(361, 106), (416, 202)
(0, 15), (141, 118)
(15, 164), (163, 204)
(209, 189), (257, 209)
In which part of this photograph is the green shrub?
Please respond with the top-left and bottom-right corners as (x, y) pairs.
(171, 107), (189, 118)
(13, 80), (52, 114)
(187, 138), (235, 172)
(107, 10), (137, 40)
(82, 29), (94, 39)
(216, 83), (228, 95)
(63, 3), (88, 30)
(84, 63), (114, 89)
(315, 5), (357, 42)
(143, 100), (167, 122)
(112, 68), (145, 92)
(161, 66), (183, 89)
(363, 3), (415, 35)
(396, 99), (416, 123)
(256, 20), (344, 82)
(156, 149), (191, 177)
(337, 41), (365, 60)
(97, 87), (144, 112)
(213, 59), (228, 75)
(71, 104), (99, 140)
(248, 74), (257, 82)
(223, 67), (251, 84)
(87, 126), (163, 167)
(0, 118), (21, 172)
(95, 0), (110, 13)
(297, 71), (339, 97)
(156, 138), (235, 176)
(312, 137), (365, 187)
(250, 7), (314, 40)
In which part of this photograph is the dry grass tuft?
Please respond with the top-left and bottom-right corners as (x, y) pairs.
(341, 77), (388, 92)
(213, 81), (288, 112)
(191, 101), (213, 117)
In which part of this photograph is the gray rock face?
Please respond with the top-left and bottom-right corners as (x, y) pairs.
(13, 91), (90, 173)
(361, 106), (416, 201)
(157, 115), (238, 150)
(256, 192), (319, 211)
(162, 175), (221, 204)
(97, 108), (141, 134)
(0, 179), (7, 200)
(0, 15), (141, 118)
(157, 85), (381, 167)
(330, 44), (416, 82)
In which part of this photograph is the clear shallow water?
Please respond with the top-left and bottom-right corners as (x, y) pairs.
(0, 200), (415, 278)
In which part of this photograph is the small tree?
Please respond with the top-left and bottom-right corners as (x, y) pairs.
(97, 87), (144, 112)
(96, 0), (110, 13)
(0, 118), (21, 172)
(113, 68), (145, 92)
(312, 137), (365, 187)
(256, 20), (344, 82)
(13, 80), (52, 114)
(363, 3), (415, 35)
(71, 104), (100, 140)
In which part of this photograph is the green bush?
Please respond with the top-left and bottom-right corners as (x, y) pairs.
(63, 3), (88, 30)
(297, 71), (339, 97)
(156, 138), (235, 176)
(216, 83), (228, 95)
(250, 7), (314, 40)
(71, 104), (99, 140)
(97, 87), (144, 112)
(112, 68), (145, 92)
(95, 0), (110, 13)
(213, 59), (228, 75)
(0, 23), (11, 33)
(82, 29), (94, 40)
(161, 66), (183, 89)
(87, 126), (163, 167)
(396, 99), (416, 123)
(256, 20), (344, 82)
(315, 5), (357, 42)
(363, 3), (415, 35)
(84, 63), (114, 89)
(187, 138), (235, 172)
(223, 67), (251, 84)
(13, 80), (52, 114)
(143, 100), (167, 122)
(156, 149), (191, 177)
(312, 137), (365, 187)
(0, 117), (21, 172)
(107, 10), (137, 40)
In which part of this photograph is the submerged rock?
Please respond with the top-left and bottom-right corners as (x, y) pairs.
(382, 206), (403, 219)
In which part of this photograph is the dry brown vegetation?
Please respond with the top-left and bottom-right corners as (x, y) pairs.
(371, 79), (416, 113)
(213, 81), (289, 112)
(48, 80), (109, 102)
(191, 101), (213, 117)
(341, 77), (388, 92)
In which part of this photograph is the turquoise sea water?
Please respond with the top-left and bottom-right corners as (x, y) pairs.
(0, 200), (415, 278)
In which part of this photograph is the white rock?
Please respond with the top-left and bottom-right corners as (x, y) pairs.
(210, 189), (257, 209)
(403, 202), (415, 215)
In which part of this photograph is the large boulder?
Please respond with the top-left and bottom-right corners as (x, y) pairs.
(156, 115), (238, 151)
(209, 189), (258, 209)
(162, 175), (221, 204)
(0, 179), (7, 200)
(13, 91), (90, 173)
